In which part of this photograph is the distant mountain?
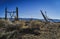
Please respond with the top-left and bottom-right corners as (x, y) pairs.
(19, 18), (60, 22)
(40, 19), (60, 23)
(19, 18), (40, 21)
(0, 17), (60, 22)
(49, 19), (60, 22)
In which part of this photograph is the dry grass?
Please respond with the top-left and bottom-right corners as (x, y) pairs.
(0, 19), (60, 39)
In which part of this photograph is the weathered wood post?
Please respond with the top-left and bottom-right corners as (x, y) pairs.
(5, 8), (7, 20)
(16, 7), (19, 21)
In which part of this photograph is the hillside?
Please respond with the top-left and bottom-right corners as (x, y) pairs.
(0, 19), (60, 39)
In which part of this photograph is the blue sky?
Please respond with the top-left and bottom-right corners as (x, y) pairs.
(0, 0), (60, 19)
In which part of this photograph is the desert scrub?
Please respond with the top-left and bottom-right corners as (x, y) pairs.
(30, 20), (42, 28)
(22, 34), (40, 39)
(0, 20), (5, 28)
